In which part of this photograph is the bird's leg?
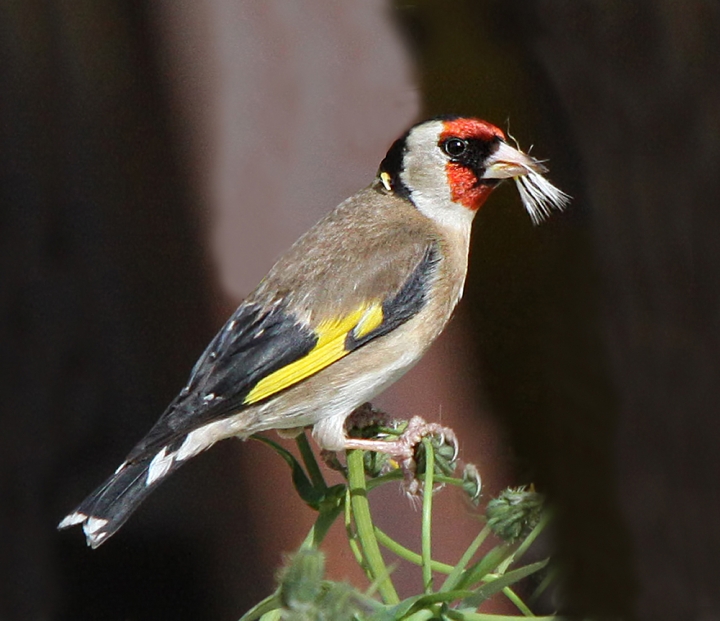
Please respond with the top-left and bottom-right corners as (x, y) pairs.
(319, 402), (392, 474)
(343, 414), (458, 462)
(323, 403), (459, 492)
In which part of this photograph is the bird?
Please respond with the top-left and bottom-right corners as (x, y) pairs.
(58, 115), (569, 548)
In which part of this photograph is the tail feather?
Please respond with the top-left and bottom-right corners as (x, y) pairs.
(58, 453), (182, 548)
(60, 419), (226, 547)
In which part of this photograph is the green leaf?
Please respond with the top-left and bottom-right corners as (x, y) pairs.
(238, 590), (282, 621)
(364, 595), (425, 621)
(295, 431), (328, 491)
(461, 559), (549, 608)
(302, 496), (345, 550)
(252, 434), (323, 509)
(446, 611), (562, 621)
(365, 591), (469, 621)
(454, 544), (514, 591)
(440, 525), (492, 593)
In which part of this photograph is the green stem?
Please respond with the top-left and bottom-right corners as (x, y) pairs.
(365, 469), (404, 490)
(511, 509), (553, 566)
(374, 526), (454, 574)
(295, 432), (327, 491)
(421, 437), (435, 594)
(344, 486), (366, 568)
(366, 471), (467, 492)
(346, 449), (399, 604)
(440, 524), (492, 592)
(501, 586), (534, 616)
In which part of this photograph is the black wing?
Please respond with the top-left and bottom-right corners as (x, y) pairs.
(126, 302), (318, 460)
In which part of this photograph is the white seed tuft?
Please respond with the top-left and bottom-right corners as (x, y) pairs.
(513, 169), (571, 225)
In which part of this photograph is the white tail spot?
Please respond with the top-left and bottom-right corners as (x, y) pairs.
(146, 447), (175, 485)
(58, 511), (87, 529)
(84, 516), (109, 535)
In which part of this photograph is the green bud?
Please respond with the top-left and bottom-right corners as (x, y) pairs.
(486, 486), (545, 542)
(415, 433), (458, 478)
(277, 549), (364, 621)
(278, 549), (325, 612)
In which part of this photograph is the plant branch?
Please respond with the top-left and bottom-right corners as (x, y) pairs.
(374, 526), (454, 574)
(347, 448), (400, 604)
(421, 437), (435, 594)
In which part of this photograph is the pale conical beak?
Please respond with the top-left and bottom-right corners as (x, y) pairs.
(481, 140), (546, 180)
(480, 139), (571, 225)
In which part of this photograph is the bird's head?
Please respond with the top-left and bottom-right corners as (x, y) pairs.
(378, 116), (569, 227)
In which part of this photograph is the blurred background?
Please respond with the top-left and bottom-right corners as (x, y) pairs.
(2, 1), (720, 619)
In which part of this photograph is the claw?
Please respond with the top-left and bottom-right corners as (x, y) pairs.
(342, 408), (460, 493)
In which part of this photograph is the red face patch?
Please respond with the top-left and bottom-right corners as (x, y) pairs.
(445, 162), (495, 210)
(440, 118), (505, 211)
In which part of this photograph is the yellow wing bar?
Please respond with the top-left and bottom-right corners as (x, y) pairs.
(243, 302), (384, 405)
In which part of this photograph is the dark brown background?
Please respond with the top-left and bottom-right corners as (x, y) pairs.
(2, 1), (719, 620)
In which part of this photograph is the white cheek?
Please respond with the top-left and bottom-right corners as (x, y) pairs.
(400, 121), (475, 232)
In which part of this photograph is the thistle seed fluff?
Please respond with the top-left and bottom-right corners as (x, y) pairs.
(514, 169), (571, 225)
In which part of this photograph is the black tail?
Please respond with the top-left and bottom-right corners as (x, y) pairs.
(58, 451), (182, 548)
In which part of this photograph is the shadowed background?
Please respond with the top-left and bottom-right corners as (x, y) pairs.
(2, 1), (719, 620)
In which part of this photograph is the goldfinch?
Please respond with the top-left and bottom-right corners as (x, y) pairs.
(59, 116), (569, 547)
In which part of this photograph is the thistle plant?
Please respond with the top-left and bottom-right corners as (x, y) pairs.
(240, 419), (561, 621)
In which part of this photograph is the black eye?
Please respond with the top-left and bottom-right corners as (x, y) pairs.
(443, 138), (467, 158)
